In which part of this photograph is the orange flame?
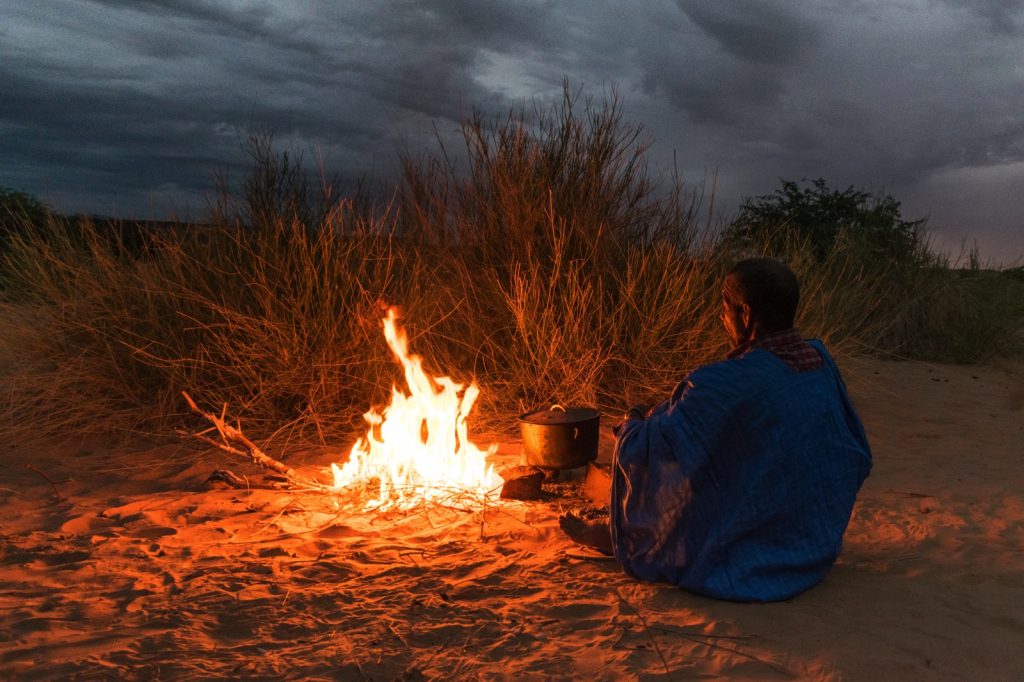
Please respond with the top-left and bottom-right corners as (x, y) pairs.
(331, 308), (500, 509)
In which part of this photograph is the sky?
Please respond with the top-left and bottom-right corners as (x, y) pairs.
(2, 1), (1022, 265)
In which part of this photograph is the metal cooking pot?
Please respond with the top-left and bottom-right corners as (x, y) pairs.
(518, 404), (600, 469)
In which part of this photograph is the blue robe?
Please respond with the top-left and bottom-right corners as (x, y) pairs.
(610, 341), (871, 602)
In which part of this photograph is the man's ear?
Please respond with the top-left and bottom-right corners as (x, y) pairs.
(741, 303), (752, 329)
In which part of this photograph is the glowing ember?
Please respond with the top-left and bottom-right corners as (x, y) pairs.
(330, 307), (500, 509)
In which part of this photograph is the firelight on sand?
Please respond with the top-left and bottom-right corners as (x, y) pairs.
(330, 308), (501, 509)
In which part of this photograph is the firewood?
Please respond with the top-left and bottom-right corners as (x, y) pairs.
(180, 391), (323, 489)
(498, 465), (545, 500)
(204, 469), (248, 489)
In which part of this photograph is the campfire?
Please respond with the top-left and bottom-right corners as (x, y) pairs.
(182, 306), (515, 510)
(330, 307), (501, 510)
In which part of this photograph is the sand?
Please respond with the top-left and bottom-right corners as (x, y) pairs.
(1, 357), (1022, 680)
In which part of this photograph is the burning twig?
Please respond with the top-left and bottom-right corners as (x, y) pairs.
(180, 391), (323, 489)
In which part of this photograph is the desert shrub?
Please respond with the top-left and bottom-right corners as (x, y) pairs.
(740, 228), (1024, 362)
(905, 265), (1024, 361)
(398, 85), (702, 263)
(0, 206), (434, 445)
(1000, 265), (1024, 283)
(730, 178), (926, 264)
(0, 187), (50, 255)
(1, 88), (1021, 448)
(207, 132), (340, 234)
(725, 177), (1023, 361)
(395, 85), (717, 416)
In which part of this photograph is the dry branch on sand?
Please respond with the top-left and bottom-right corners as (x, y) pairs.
(179, 391), (326, 490)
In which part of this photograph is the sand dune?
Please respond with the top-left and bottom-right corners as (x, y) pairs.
(1, 357), (1022, 680)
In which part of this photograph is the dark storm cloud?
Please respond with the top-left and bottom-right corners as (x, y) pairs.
(938, 0), (1024, 35)
(1, 1), (1021, 260)
(87, 0), (325, 55)
(0, 1), (536, 217)
(652, 2), (1024, 182)
(674, 0), (821, 66)
(366, 0), (555, 48)
(639, 55), (787, 126)
(623, 0), (1023, 259)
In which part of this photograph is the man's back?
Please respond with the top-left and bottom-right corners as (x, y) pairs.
(610, 341), (872, 601)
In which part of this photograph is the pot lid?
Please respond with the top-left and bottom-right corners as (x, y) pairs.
(519, 404), (600, 425)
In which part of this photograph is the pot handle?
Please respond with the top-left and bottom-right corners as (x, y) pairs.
(550, 404), (566, 412)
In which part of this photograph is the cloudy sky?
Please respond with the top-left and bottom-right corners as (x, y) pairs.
(3, 1), (1022, 264)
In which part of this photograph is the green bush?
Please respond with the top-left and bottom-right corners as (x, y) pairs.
(0, 187), (50, 252)
(729, 178), (926, 264)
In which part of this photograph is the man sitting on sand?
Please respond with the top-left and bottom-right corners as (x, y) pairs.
(561, 258), (872, 602)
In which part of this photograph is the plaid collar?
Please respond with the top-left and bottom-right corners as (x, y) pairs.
(727, 327), (824, 372)
(727, 328), (805, 359)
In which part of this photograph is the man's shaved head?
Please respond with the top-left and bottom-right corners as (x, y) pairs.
(724, 258), (801, 333)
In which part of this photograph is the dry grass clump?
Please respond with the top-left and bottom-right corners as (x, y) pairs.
(1, 88), (1021, 448)
(391, 88), (725, 417)
(0, 209), (430, 445)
